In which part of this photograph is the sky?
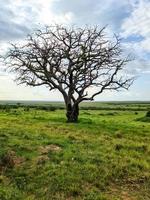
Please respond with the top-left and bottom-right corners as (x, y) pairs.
(0, 0), (150, 101)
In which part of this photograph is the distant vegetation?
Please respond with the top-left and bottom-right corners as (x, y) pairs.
(146, 110), (150, 117)
(0, 101), (150, 112)
(136, 110), (150, 123)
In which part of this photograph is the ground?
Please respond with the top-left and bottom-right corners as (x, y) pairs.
(0, 103), (150, 200)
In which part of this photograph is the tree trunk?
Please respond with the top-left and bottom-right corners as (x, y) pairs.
(66, 103), (79, 123)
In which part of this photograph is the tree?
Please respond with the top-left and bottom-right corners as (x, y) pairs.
(3, 25), (133, 122)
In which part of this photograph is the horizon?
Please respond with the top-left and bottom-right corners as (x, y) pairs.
(0, 100), (150, 103)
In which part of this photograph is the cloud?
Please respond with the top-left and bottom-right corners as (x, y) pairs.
(52, 0), (130, 30)
(120, 0), (150, 75)
(121, 0), (150, 54)
(0, 0), (74, 42)
(0, 0), (39, 41)
(0, 0), (149, 100)
(121, 0), (150, 38)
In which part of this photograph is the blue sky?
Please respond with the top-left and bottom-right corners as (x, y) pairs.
(0, 0), (150, 101)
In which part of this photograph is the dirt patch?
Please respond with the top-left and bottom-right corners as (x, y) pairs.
(107, 185), (137, 200)
(121, 191), (136, 200)
(39, 144), (62, 154)
(36, 155), (49, 165)
(107, 184), (137, 200)
(0, 150), (24, 171)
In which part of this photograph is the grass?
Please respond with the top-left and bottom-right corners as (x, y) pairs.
(0, 105), (150, 199)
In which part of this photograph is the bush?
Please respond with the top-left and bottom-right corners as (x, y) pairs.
(24, 107), (30, 112)
(36, 106), (56, 111)
(146, 110), (150, 117)
(138, 117), (150, 122)
(0, 104), (19, 111)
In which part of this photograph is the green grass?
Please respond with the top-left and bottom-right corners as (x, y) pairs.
(0, 107), (150, 199)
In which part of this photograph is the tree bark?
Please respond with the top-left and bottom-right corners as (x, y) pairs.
(66, 103), (79, 123)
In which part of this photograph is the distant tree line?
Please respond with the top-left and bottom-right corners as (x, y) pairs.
(0, 104), (150, 112)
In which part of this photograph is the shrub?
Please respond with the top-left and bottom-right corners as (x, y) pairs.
(35, 106), (56, 111)
(146, 110), (150, 117)
(24, 107), (30, 112)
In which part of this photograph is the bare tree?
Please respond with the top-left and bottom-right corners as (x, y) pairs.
(3, 25), (133, 122)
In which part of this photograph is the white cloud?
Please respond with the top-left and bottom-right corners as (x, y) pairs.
(140, 38), (150, 52)
(120, 0), (150, 77)
(121, 0), (150, 37)
(37, 0), (74, 25)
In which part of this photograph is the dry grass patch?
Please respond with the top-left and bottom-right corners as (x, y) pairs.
(0, 150), (25, 171)
(39, 144), (62, 155)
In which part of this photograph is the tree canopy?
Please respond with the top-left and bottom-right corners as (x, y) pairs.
(3, 25), (133, 122)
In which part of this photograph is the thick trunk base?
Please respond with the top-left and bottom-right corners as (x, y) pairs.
(66, 103), (79, 123)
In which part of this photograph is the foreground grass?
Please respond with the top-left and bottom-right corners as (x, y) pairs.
(0, 108), (150, 200)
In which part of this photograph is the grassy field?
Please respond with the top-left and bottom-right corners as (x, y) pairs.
(0, 103), (150, 199)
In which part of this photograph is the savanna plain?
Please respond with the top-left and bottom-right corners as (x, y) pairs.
(0, 101), (150, 200)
